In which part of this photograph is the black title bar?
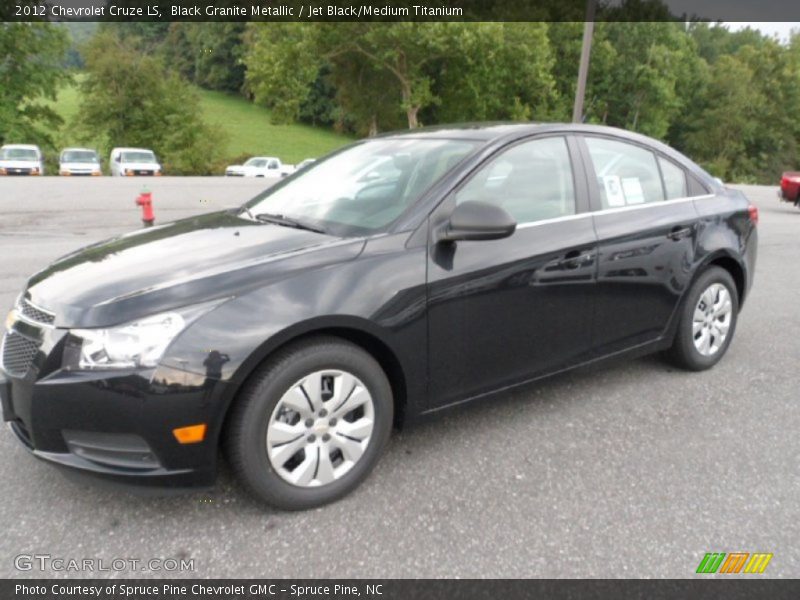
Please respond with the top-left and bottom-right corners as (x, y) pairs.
(3, 0), (800, 22)
(5, 579), (800, 600)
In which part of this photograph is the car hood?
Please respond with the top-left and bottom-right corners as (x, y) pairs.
(25, 211), (365, 328)
(0, 160), (39, 168)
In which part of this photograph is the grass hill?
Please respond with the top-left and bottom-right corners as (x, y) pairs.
(49, 77), (353, 168)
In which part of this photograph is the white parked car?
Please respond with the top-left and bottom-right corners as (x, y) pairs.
(59, 148), (102, 176)
(225, 156), (293, 178)
(110, 147), (162, 177)
(0, 144), (44, 176)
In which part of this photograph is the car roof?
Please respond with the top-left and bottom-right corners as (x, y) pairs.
(112, 147), (155, 153)
(377, 122), (673, 145)
(377, 121), (711, 183)
(1, 144), (40, 150)
(62, 147), (97, 152)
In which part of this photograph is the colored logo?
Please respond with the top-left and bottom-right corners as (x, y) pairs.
(696, 552), (773, 574)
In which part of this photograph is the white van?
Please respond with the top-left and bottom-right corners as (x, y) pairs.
(0, 144), (44, 176)
(109, 147), (162, 177)
(59, 148), (102, 176)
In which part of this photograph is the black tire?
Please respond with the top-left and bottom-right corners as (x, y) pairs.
(224, 336), (393, 510)
(666, 266), (739, 371)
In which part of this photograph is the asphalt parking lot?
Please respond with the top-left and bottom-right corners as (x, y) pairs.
(0, 179), (797, 579)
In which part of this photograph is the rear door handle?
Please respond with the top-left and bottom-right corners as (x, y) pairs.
(667, 226), (693, 241)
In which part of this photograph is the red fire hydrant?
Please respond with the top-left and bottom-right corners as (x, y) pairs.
(135, 188), (155, 227)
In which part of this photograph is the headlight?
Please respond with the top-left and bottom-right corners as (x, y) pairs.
(72, 312), (186, 369)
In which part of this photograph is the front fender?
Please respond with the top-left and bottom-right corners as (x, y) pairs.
(157, 232), (428, 421)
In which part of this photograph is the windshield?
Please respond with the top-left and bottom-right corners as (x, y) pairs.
(61, 150), (98, 163)
(244, 158), (268, 167)
(1, 148), (38, 161)
(246, 138), (478, 236)
(121, 151), (156, 163)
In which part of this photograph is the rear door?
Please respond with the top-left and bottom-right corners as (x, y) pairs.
(426, 135), (598, 409)
(578, 134), (704, 355)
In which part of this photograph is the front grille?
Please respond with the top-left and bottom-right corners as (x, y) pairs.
(1, 331), (40, 377)
(20, 299), (55, 325)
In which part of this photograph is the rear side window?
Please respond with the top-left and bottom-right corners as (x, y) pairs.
(585, 137), (665, 208)
(455, 136), (576, 224)
(658, 156), (688, 199)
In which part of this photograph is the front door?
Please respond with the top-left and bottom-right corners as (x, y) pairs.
(426, 135), (598, 410)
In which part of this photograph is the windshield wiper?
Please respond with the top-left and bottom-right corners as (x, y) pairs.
(239, 205), (256, 220)
(254, 212), (326, 234)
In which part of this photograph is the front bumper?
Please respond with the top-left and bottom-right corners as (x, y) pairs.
(0, 168), (39, 176)
(0, 325), (230, 489)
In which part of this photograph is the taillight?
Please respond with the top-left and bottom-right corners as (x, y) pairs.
(748, 204), (759, 226)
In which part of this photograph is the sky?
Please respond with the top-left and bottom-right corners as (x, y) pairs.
(725, 22), (799, 43)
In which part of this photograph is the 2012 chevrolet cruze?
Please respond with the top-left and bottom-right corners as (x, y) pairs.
(1, 124), (757, 510)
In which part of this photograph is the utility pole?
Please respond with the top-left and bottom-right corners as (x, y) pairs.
(572, 0), (597, 123)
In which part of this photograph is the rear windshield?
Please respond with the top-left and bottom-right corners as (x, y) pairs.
(61, 150), (98, 163)
(121, 151), (156, 163)
(1, 148), (38, 160)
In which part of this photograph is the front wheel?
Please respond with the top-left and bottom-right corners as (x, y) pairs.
(666, 266), (739, 371)
(225, 337), (393, 510)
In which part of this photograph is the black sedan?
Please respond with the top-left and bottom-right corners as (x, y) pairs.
(0, 124), (757, 510)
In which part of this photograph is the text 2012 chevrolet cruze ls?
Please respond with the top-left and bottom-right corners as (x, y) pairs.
(1, 124), (757, 510)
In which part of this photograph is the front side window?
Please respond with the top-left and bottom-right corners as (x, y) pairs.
(247, 138), (478, 236)
(585, 137), (665, 208)
(455, 136), (576, 224)
(658, 156), (688, 199)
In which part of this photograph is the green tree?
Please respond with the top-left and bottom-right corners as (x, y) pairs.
(0, 23), (70, 147)
(588, 22), (700, 139)
(683, 38), (800, 182)
(76, 31), (227, 174)
(243, 23), (322, 125)
(245, 23), (558, 132)
(245, 23), (474, 131)
(165, 23), (246, 93)
(683, 54), (763, 180)
(433, 23), (558, 123)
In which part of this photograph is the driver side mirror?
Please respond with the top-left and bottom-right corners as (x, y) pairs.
(437, 201), (516, 242)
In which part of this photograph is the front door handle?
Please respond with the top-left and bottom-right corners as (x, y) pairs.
(667, 226), (693, 241)
(558, 250), (596, 270)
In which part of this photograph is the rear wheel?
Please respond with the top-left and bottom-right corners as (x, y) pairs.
(666, 266), (739, 371)
(225, 337), (393, 510)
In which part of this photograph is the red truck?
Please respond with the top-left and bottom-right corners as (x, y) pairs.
(779, 171), (800, 207)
